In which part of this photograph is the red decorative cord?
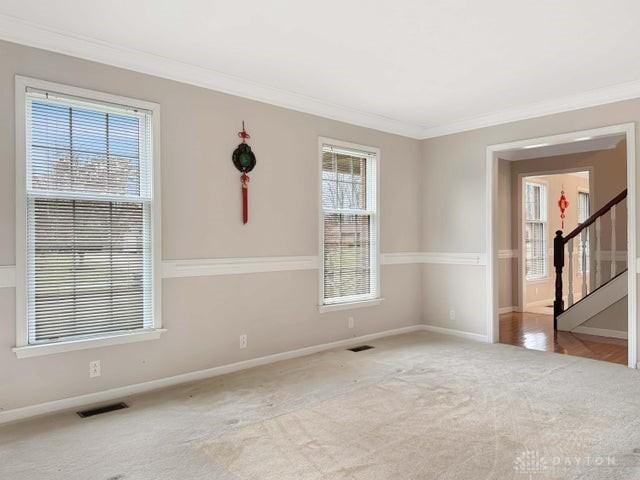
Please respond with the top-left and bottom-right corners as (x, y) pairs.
(241, 173), (250, 224)
(238, 121), (251, 143)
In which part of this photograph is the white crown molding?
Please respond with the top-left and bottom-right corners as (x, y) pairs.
(4, 15), (640, 141)
(0, 14), (423, 139)
(421, 80), (640, 139)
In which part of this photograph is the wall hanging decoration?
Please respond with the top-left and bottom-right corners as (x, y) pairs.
(232, 122), (257, 224)
(558, 188), (569, 229)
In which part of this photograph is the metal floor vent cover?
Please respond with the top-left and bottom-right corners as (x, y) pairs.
(348, 345), (375, 352)
(77, 402), (129, 418)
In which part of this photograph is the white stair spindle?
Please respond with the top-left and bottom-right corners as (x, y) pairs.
(610, 205), (617, 278)
(567, 238), (574, 307)
(581, 232), (588, 298)
(595, 217), (602, 287)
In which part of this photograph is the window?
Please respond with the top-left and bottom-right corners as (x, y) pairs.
(15, 77), (161, 356)
(320, 139), (379, 308)
(524, 182), (547, 280)
(577, 191), (590, 273)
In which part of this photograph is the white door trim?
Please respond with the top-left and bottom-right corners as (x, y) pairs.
(486, 123), (637, 369)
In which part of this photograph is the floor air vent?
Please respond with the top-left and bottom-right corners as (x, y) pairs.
(348, 345), (374, 352)
(77, 402), (128, 418)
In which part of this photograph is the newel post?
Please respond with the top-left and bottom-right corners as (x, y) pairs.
(553, 230), (565, 329)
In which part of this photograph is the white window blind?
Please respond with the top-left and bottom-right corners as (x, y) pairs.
(577, 191), (590, 273)
(24, 88), (154, 344)
(524, 182), (547, 280)
(321, 143), (378, 305)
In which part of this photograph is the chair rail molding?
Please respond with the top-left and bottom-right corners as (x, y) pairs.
(1, 251), (496, 288)
(162, 256), (319, 278)
(382, 252), (486, 265)
(422, 252), (487, 265)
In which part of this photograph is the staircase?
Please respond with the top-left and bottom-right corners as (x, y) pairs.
(553, 189), (628, 331)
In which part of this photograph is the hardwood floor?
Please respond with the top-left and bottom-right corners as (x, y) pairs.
(499, 311), (628, 365)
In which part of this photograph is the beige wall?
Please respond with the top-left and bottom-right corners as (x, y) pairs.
(2, 37), (638, 412)
(583, 297), (628, 332)
(0, 40), (423, 411)
(420, 98), (638, 344)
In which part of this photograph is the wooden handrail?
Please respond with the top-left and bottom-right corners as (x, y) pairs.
(563, 189), (627, 243)
(553, 187), (627, 327)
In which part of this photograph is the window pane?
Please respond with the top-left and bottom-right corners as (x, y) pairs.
(323, 213), (371, 300)
(525, 183), (544, 221)
(322, 151), (367, 210)
(525, 222), (546, 279)
(29, 198), (150, 343)
(24, 89), (154, 345)
(29, 100), (142, 196)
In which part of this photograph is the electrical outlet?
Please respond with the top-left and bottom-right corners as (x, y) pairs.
(89, 360), (101, 378)
(348, 317), (355, 329)
(239, 334), (248, 349)
(449, 310), (456, 320)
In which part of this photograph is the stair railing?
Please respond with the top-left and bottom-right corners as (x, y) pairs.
(553, 189), (627, 328)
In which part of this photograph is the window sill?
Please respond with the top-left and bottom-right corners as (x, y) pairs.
(318, 298), (384, 313)
(13, 329), (167, 359)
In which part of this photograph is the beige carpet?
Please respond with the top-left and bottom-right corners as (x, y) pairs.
(2, 331), (640, 479)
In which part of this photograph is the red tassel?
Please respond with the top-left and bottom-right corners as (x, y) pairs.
(241, 173), (249, 224)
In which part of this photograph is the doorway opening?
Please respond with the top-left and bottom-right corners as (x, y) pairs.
(487, 125), (636, 367)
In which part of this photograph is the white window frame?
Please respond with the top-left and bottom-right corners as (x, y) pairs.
(524, 180), (548, 281)
(318, 137), (381, 313)
(13, 76), (164, 358)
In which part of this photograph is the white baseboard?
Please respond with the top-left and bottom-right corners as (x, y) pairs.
(499, 306), (517, 314)
(571, 326), (628, 340)
(421, 324), (488, 342)
(524, 298), (554, 308)
(0, 324), (423, 425)
(0, 322), (492, 425)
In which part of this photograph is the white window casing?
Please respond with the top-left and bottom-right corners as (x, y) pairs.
(319, 138), (381, 312)
(524, 181), (547, 281)
(14, 76), (163, 358)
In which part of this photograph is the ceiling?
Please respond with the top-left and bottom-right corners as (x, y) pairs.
(2, 1), (640, 139)
(499, 134), (626, 161)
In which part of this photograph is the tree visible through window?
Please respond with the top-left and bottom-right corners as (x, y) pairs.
(321, 142), (378, 304)
(23, 89), (155, 344)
